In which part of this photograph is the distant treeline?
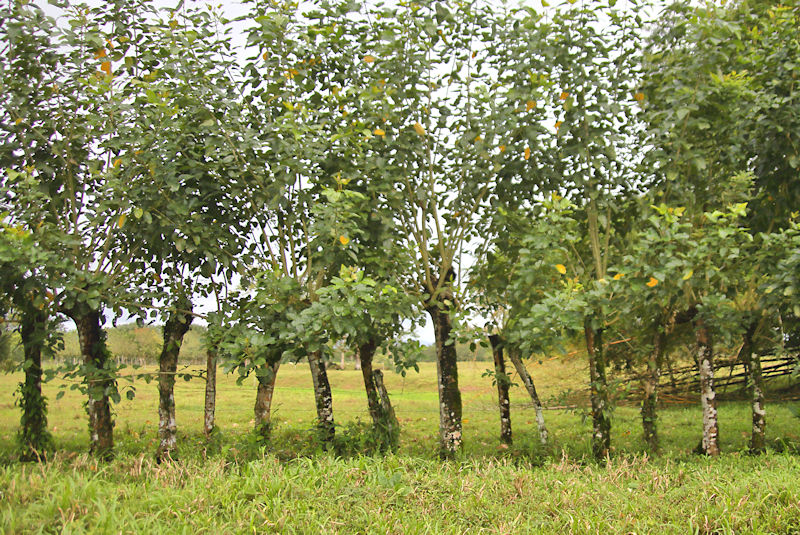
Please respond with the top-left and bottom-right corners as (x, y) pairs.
(53, 324), (493, 366)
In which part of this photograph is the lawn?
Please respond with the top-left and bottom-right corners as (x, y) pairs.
(2, 355), (800, 533)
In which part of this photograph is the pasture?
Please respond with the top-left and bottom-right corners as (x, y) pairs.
(2, 357), (800, 533)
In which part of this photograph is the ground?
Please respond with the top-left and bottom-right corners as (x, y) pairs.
(1, 356), (799, 533)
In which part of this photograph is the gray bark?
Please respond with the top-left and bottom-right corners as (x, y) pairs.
(70, 309), (114, 460)
(308, 350), (335, 443)
(203, 348), (217, 438)
(506, 347), (548, 445)
(695, 318), (720, 456)
(585, 318), (611, 460)
(156, 299), (193, 461)
(489, 335), (512, 445)
(741, 321), (766, 454)
(254, 360), (281, 439)
(426, 303), (463, 458)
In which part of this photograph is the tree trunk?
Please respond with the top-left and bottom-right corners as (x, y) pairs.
(70, 309), (114, 460)
(489, 335), (512, 445)
(359, 339), (399, 449)
(741, 320), (766, 454)
(156, 299), (193, 461)
(426, 304), (463, 458)
(18, 306), (51, 461)
(254, 360), (280, 439)
(307, 350), (335, 443)
(695, 318), (720, 456)
(641, 316), (672, 453)
(203, 348), (217, 438)
(372, 369), (399, 440)
(585, 318), (611, 460)
(506, 346), (548, 445)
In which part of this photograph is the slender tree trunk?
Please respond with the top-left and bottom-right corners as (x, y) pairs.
(18, 306), (51, 461)
(359, 339), (382, 426)
(426, 303), (463, 458)
(254, 360), (280, 439)
(741, 320), (766, 454)
(641, 315), (672, 453)
(584, 318), (611, 460)
(156, 300), (193, 461)
(307, 350), (335, 443)
(70, 309), (114, 460)
(203, 348), (217, 438)
(489, 335), (512, 445)
(372, 370), (399, 438)
(359, 339), (399, 449)
(506, 346), (548, 445)
(695, 318), (720, 456)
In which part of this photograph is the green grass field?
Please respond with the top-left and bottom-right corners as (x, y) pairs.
(2, 356), (800, 533)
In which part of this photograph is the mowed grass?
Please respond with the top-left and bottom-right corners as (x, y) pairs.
(2, 356), (800, 533)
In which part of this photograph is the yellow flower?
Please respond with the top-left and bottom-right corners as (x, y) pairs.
(555, 264), (567, 274)
(413, 122), (426, 136)
(526, 100), (536, 111)
(363, 55), (375, 63)
(634, 92), (645, 102)
(524, 147), (531, 160)
(646, 277), (659, 287)
(613, 273), (624, 280)
(559, 91), (569, 100)
(374, 128), (385, 137)
(339, 235), (350, 245)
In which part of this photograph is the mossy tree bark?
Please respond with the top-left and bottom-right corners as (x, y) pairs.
(358, 339), (399, 448)
(254, 360), (281, 440)
(426, 301), (463, 459)
(18, 306), (51, 461)
(489, 335), (512, 445)
(156, 299), (193, 461)
(641, 314), (673, 453)
(741, 320), (766, 454)
(695, 318), (720, 456)
(69, 309), (114, 460)
(308, 350), (335, 443)
(585, 318), (611, 460)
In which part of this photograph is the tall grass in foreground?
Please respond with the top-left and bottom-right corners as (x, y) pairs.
(2, 452), (800, 534)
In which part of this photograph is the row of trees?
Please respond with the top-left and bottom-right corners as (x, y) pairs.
(1, 0), (798, 462)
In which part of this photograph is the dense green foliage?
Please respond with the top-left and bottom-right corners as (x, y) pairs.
(0, 0), (798, 517)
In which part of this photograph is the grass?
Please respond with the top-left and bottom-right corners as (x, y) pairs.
(2, 355), (800, 533)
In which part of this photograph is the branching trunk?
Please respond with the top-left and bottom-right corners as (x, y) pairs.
(203, 348), (217, 438)
(373, 369), (400, 450)
(585, 318), (611, 460)
(359, 339), (398, 438)
(426, 303), (463, 458)
(254, 360), (280, 440)
(18, 306), (51, 461)
(489, 335), (512, 445)
(695, 318), (720, 456)
(70, 309), (115, 460)
(506, 346), (548, 445)
(156, 299), (193, 461)
(308, 350), (335, 443)
(741, 320), (766, 454)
